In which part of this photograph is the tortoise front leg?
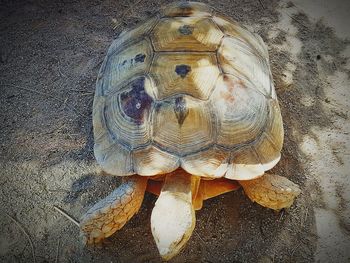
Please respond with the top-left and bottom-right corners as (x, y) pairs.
(239, 173), (301, 211)
(80, 175), (148, 244)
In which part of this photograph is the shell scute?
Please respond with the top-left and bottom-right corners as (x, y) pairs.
(133, 146), (180, 176)
(161, 2), (213, 17)
(213, 14), (269, 59)
(151, 17), (224, 51)
(211, 74), (268, 147)
(150, 52), (220, 100)
(152, 97), (215, 155)
(95, 142), (133, 176)
(103, 76), (153, 150)
(217, 36), (273, 97)
(181, 147), (230, 178)
(107, 16), (159, 55)
(102, 39), (153, 95)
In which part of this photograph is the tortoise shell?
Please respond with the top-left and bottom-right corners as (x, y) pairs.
(93, 1), (283, 180)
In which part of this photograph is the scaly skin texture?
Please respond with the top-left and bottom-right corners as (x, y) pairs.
(80, 176), (148, 244)
(239, 173), (301, 211)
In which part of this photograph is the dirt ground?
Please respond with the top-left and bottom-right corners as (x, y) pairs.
(0, 0), (349, 262)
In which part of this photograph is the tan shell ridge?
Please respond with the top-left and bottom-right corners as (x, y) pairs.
(93, 1), (283, 179)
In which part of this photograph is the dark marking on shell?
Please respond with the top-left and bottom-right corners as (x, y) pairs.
(223, 75), (230, 82)
(178, 25), (194, 35)
(174, 96), (189, 125)
(120, 77), (153, 124)
(118, 54), (145, 70)
(134, 53), (146, 63)
(175, 64), (191, 78)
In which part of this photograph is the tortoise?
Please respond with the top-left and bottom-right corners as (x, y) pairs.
(80, 1), (301, 260)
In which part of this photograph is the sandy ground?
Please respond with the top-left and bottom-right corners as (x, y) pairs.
(290, 0), (350, 262)
(0, 0), (349, 262)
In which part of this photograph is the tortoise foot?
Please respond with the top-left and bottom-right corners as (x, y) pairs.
(80, 176), (147, 244)
(239, 173), (301, 211)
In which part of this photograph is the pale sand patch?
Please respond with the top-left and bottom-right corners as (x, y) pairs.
(300, 69), (350, 262)
(292, 0), (350, 39)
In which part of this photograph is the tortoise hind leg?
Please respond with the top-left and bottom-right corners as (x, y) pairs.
(80, 175), (148, 244)
(239, 173), (301, 211)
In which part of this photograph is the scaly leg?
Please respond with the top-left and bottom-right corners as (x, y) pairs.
(239, 173), (301, 211)
(80, 175), (148, 244)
